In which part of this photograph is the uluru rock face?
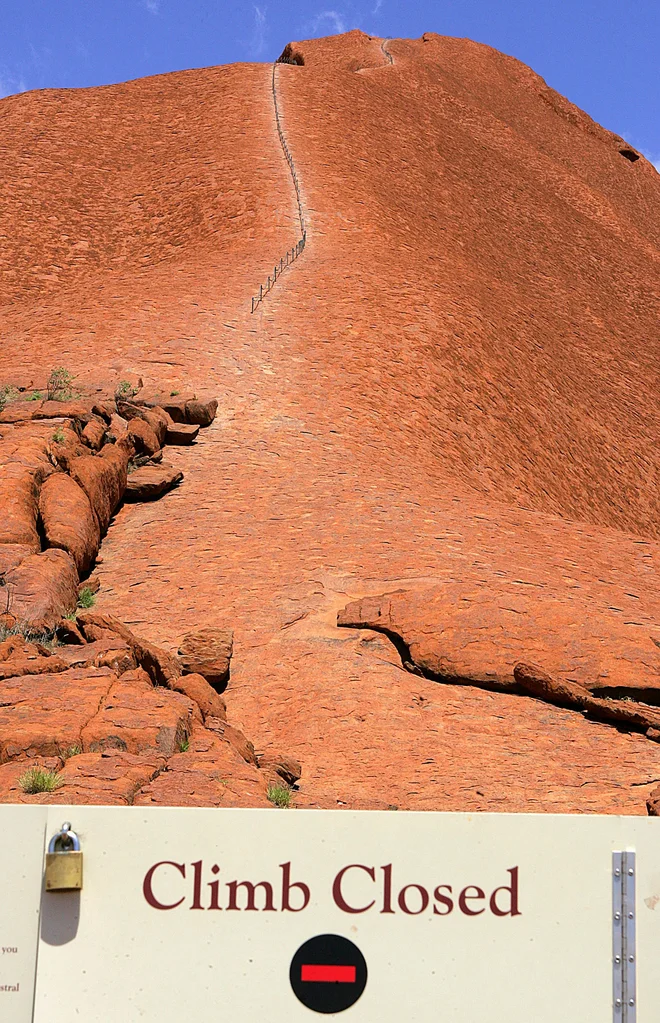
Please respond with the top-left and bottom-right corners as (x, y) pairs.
(0, 30), (658, 813)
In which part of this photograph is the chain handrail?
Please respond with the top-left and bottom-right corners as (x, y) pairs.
(251, 64), (307, 313)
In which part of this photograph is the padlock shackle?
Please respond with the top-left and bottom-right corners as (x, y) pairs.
(48, 825), (81, 854)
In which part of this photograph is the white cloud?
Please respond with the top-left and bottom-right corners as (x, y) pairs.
(251, 5), (268, 56)
(0, 68), (28, 99)
(144, 0), (161, 13)
(313, 10), (347, 34)
(372, 0), (383, 12)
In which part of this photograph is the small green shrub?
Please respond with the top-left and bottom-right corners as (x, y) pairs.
(178, 737), (190, 753)
(77, 587), (96, 609)
(267, 784), (291, 808)
(60, 744), (82, 761)
(26, 390), (43, 401)
(51, 428), (65, 444)
(115, 380), (137, 400)
(19, 767), (63, 794)
(47, 367), (76, 401)
(170, 390), (180, 396)
(0, 385), (17, 412)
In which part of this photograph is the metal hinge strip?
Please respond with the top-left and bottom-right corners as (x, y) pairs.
(613, 850), (636, 1022)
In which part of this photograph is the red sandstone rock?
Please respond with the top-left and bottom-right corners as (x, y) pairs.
(56, 637), (137, 675)
(76, 610), (181, 685)
(205, 717), (258, 766)
(4, 549), (79, 632)
(55, 618), (87, 644)
(177, 627), (233, 688)
(81, 417), (106, 450)
(0, 463), (41, 550)
(0, 757), (63, 803)
(258, 753), (302, 787)
(135, 392), (217, 427)
(125, 463), (183, 501)
(338, 585), (660, 696)
(49, 751), (165, 805)
(0, 666), (115, 761)
(81, 668), (196, 756)
(117, 401), (171, 446)
(1, 31), (659, 815)
(170, 672), (227, 721)
(647, 786), (660, 816)
(127, 417), (160, 457)
(0, 543), (34, 575)
(134, 724), (268, 807)
(0, 651), (68, 681)
(183, 398), (217, 427)
(68, 443), (129, 533)
(39, 472), (100, 575)
(165, 422), (199, 444)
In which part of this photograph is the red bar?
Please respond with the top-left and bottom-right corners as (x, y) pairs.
(301, 964), (356, 984)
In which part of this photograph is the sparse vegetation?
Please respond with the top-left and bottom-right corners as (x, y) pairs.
(60, 744), (82, 761)
(170, 390), (180, 396)
(0, 385), (18, 412)
(47, 367), (77, 401)
(51, 428), (66, 444)
(0, 617), (58, 647)
(26, 390), (43, 401)
(77, 586), (96, 610)
(178, 737), (190, 753)
(267, 784), (291, 808)
(19, 767), (63, 794)
(115, 380), (137, 400)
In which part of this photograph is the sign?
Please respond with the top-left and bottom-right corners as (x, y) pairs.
(0, 807), (659, 1020)
(0, 808), (46, 1023)
(290, 934), (368, 1013)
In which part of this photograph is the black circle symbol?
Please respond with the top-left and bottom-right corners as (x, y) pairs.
(290, 934), (367, 1014)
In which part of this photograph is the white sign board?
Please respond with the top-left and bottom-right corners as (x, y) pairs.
(0, 808), (46, 1023)
(2, 807), (660, 1021)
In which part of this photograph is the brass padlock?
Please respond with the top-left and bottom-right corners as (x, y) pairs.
(45, 822), (83, 892)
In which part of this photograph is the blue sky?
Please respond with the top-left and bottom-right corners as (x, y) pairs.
(1, 1), (658, 167)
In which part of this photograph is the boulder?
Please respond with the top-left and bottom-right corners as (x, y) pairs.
(55, 638), (137, 675)
(76, 611), (181, 686)
(0, 543), (34, 575)
(81, 668), (196, 756)
(185, 398), (217, 427)
(116, 401), (171, 446)
(55, 618), (87, 644)
(205, 716), (257, 765)
(0, 649), (68, 681)
(125, 464), (183, 501)
(0, 752), (164, 805)
(170, 672), (227, 721)
(134, 392), (217, 427)
(165, 422), (199, 445)
(81, 418), (107, 450)
(127, 417), (160, 456)
(0, 463), (41, 549)
(4, 549), (79, 632)
(338, 585), (660, 695)
(68, 442), (129, 533)
(514, 662), (660, 734)
(177, 627), (233, 688)
(39, 472), (101, 576)
(33, 400), (102, 424)
(134, 724), (268, 808)
(258, 754), (302, 788)
(0, 666), (115, 762)
(647, 785), (660, 816)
